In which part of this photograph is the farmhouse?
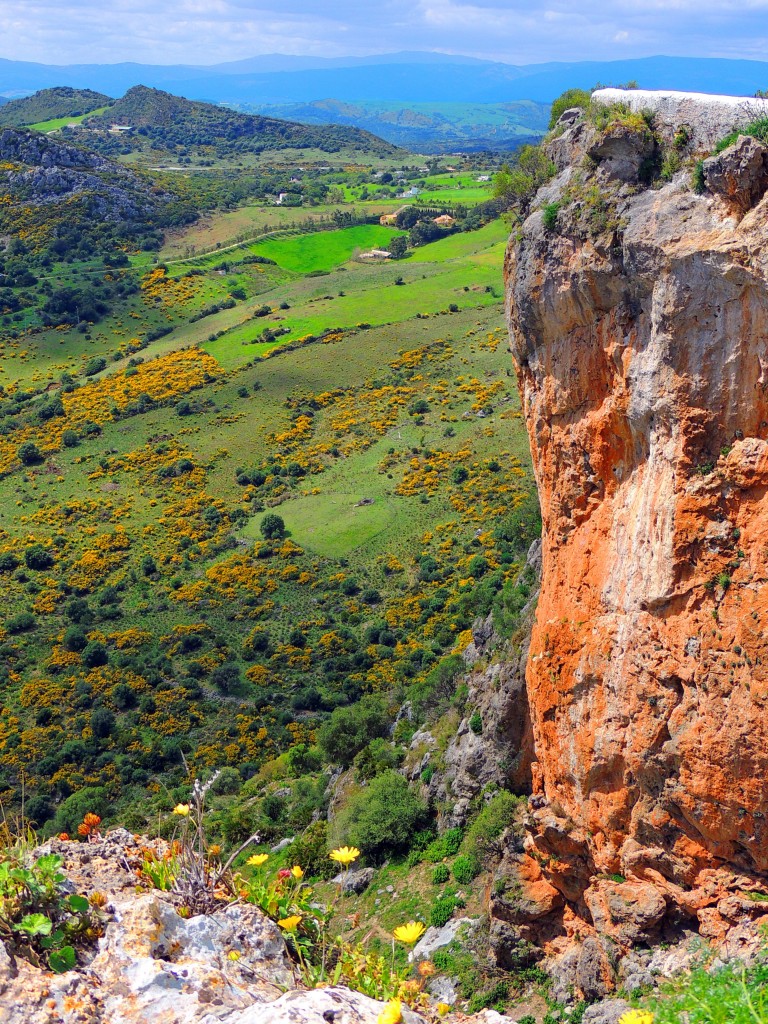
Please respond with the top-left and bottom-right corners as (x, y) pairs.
(359, 249), (392, 260)
(433, 215), (455, 227)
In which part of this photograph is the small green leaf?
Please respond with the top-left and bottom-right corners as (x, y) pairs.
(15, 913), (53, 936)
(49, 946), (76, 974)
(40, 928), (66, 950)
(67, 894), (89, 913)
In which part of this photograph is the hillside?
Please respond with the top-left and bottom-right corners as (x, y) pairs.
(0, 127), (195, 324)
(80, 85), (400, 159)
(241, 98), (550, 152)
(0, 86), (113, 127)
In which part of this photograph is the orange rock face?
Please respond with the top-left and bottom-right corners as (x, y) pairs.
(506, 113), (768, 941)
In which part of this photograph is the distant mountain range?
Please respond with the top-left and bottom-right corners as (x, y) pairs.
(2, 52), (767, 153)
(2, 53), (768, 104)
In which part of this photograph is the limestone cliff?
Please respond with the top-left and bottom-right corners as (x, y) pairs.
(504, 92), (768, 957)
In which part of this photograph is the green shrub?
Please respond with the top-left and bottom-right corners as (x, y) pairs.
(430, 893), (463, 928)
(542, 202), (561, 231)
(51, 787), (110, 835)
(462, 791), (521, 865)
(548, 88), (591, 129)
(493, 146), (556, 214)
(353, 737), (403, 781)
(6, 612), (36, 634)
(81, 641), (108, 668)
(469, 711), (482, 735)
(24, 544), (54, 570)
(692, 160), (706, 194)
(650, 957), (768, 1023)
(424, 827), (464, 863)
(432, 864), (450, 884)
(493, 490), (541, 557)
(289, 821), (337, 880)
(452, 854), (480, 884)
(332, 770), (428, 862)
(317, 695), (390, 767)
(260, 513), (286, 539)
(18, 441), (43, 466)
(714, 116), (768, 154)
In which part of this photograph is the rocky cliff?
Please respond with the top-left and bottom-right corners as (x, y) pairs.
(503, 92), (768, 968)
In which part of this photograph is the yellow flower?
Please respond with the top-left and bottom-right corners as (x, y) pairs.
(329, 846), (361, 866)
(208, 844), (221, 857)
(291, 865), (304, 879)
(436, 1003), (450, 1017)
(246, 853), (269, 867)
(227, 950), (241, 961)
(172, 804), (190, 816)
(618, 1013), (654, 1024)
(277, 915), (302, 932)
(377, 998), (402, 1024)
(393, 921), (426, 944)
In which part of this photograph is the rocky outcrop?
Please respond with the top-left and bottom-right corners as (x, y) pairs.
(591, 88), (768, 152)
(430, 543), (540, 826)
(0, 831), (531, 1024)
(502, 93), (768, 979)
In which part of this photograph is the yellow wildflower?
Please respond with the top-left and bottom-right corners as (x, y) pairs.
(377, 998), (402, 1024)
(227, 950), (241, 961)
(436, 1003), (450, 1017)
(291, 865), (304, 879)
(618, 1013), (654, 1024)
(277, 915), (302, 931)
(172, 804), (190, 816)
(329, 846), (360, 866)
(392, 921), (426, 944)
(246, 853), (269, 867)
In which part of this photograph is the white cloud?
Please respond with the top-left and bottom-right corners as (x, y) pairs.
(0, 0), (765, 65)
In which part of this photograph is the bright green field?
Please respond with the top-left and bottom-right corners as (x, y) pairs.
(27, 106), (110, 132)
(251, 224), (399, 273)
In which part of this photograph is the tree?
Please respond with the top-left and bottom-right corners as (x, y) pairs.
(493, 145), (556, 215)
(317, 695), (390, 767)
(25, 544), (54, 570)
(18, 441), (43, 466)
(91, 707), (116, 738)
(388, 235), (408, 259)
(332, 770), (429, 861)
(260, 513), (286, 540)
(82, 641), (108, 668)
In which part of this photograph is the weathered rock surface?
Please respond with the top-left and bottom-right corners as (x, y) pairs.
(591, 88), (768, 152)
(0, 832), (523, 1024)
(703, 134), (768, 214)
(504, 92), (768, 968)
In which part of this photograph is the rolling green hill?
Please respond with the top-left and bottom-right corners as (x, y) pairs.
(81, 85), (401, 161)
(0, 86), (113, 127)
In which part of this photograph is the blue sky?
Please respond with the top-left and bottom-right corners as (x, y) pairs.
(1, 0), (767, 66)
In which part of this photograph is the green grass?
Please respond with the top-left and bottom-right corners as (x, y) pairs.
(27, 106), (110, 132)
(251, 224), (400, 273)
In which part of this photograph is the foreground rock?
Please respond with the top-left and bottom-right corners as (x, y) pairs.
(0, 832), (526, 1024)
(502, 89), (768, 989)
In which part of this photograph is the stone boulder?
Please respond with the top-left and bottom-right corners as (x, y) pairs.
(215, 986), (428, 1024)
(586, 123), (657, 183)
(703, 134), (768, 213)
(584, 880), (667, 946)
(332, 867), (375, 895)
